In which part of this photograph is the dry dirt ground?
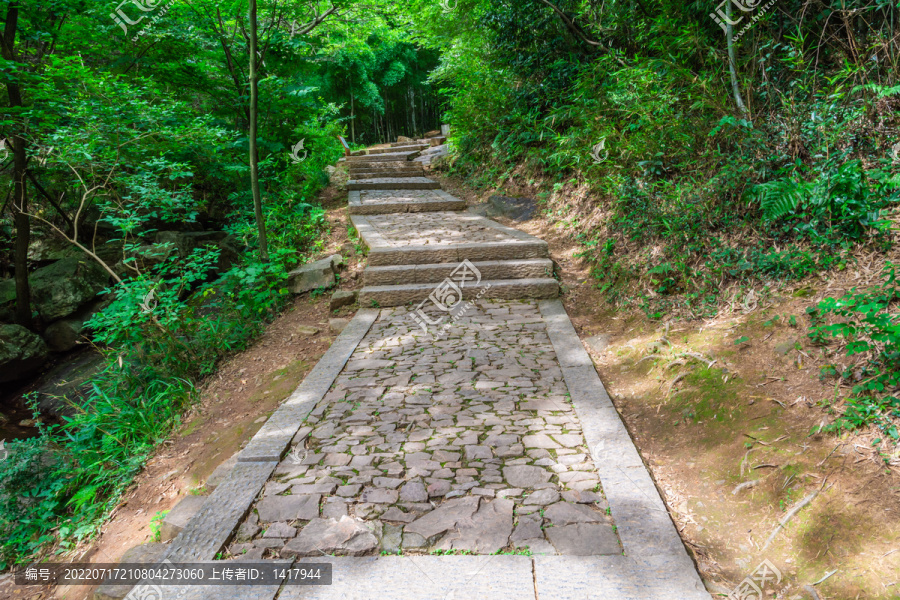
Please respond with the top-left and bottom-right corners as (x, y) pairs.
(5, 161), (900, 600)
(435, 168), (900, 599)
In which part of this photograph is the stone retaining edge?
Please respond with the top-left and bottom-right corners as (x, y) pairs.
(538, 299), (712, 599)
(239, 308), (380, 462)
(159, 309), (378, 567)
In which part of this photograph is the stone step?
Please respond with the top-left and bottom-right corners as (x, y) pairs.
(358, 278), (559, 307)
(351, 212), (551, 266)
(364, 258), (554, 286)
(366, 144), (428, 154)
(348, 166), (420, 176)
(347, 177), (440, 191)
(366, 238), (550, 266)
(348, 160), (411, 171)
(345, 151), (420, 163)
(350, 168), (426, 178)
(349, 190), (466, 215)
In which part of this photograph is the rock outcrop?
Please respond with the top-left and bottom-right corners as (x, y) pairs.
(0, 324), (50, 382)
(286, 255), (343, 295)
(29, 257), (110, 321)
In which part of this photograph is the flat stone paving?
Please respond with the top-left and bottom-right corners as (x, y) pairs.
(230, 300), (622, 559)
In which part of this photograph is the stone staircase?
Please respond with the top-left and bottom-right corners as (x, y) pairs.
(343, 143), (559, 307)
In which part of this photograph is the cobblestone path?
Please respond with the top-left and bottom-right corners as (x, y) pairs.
(229, 300), (621, 559)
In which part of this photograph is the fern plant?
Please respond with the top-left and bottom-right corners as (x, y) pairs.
(754, 176), (811, 221)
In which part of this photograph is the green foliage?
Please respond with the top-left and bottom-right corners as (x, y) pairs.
(409, 0), (900, 317)
(150, 511), (170, 543)
(0, 250), (292, 566)
(0, 374), (192, 567)
(810, 264), (900, 440)
(755, 160), (899, 241)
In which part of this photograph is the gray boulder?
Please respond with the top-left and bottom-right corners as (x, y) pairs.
(330, 290), (357, 311)
(0, 324), (49, 382)
(43, 319), (84, 353)
(29, 257), (109, 321)
(470, 195), (537, 221)
(286, 255), (342, 295)
(32, 351), (104, 416)
(155, 231), (228, 257)
(113, 242), (175, 278)
(42, 299), (105, 352)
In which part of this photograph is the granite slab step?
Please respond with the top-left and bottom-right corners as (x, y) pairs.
(347, 160), (412, 171)
(365, 239), (550, 266)
(365, 144), (429, 154)
(348, 190), (465, 215)
(350, 169), (426, 179)
(350, 212), (551, 266)
(358, 278), (559, 307)
(364, 258), (554, 286)
(347, 177), (440, 191)
(345, 151), (420, 163)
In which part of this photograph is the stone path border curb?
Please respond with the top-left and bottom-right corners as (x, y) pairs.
(239, 309), (379, 462)
(539, 299), (710, 597)
(161, 309), (379, 563)
(163, 461), (277, 562)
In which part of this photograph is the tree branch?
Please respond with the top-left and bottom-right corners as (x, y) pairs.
(25, 170), (74, 234)
(295, 3), (339, 36)
(535, 0), (600, 46)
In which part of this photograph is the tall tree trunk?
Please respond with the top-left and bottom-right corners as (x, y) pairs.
(2, 2), (32, 328)
(350, 83), (355, 144)
(248, 0), (268, 262)
(410, 87), (417, 137)
(726, 1), (748, 115)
